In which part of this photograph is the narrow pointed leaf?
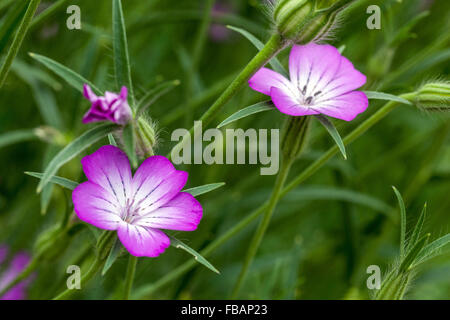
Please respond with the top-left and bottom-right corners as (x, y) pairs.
(364, 91), (412, 105)
(135, 80), (180, 118)
(0, 0), (40, 88)
(25, 171), (79, 190)
(414, 233), (450, 266)
(398, 233), (430, 273)
(218, 101), (275, 128)
(37, 124), (118, 193)
(122, 122), (137, 169)
(392, 186), (407, 258)
(112, 0), (134, 102)
(184, 182), (225, 197)
(102, 237), (123, 276)
(0, 0), (28, 54)
(29, 52), (102, 95)
(169, 236), (220, 274)
(406, 203), (427, 253)
(314, 115), (347, 159)
(227, 25), (287, 77)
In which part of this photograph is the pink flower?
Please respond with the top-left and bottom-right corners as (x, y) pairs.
(0, 246), (32, 300)
(249, 43), (368, 121)
(72, 146), (203, 257)
(82, 84), (132, 125)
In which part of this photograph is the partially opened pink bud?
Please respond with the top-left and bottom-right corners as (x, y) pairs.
(82, 84), (132, 125)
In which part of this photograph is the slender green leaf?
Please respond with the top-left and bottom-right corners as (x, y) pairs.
(314, 115), (347, 159)
(218, 101), (275, 128)
(112, 0), (134, 102)
(0, 0), (41, 88)
(122, 122), (137, 169)
(414, 233), (450, 266)
(29, 52), (102, 95)
(398, 233), (430, 273)
(184, 182), (226, 197)
(136, 80), (180, 118)
(25, 171), (79, 190)
(364, 91), (412, 105)
(102, 237), (124, 276)
(0, 129), (38, 149)
(406, 203), (427, 253)
(37, 124), (118, 192)
(0, 0), (28, 54)
(392, 186), (407, 258)
(169, 236), (220, 274)
(227, 25), (287, 77)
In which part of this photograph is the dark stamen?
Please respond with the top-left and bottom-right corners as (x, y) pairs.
(302, 85), (307, 95)
(314, 91), (322, 96)
(305, 96), (313, 104)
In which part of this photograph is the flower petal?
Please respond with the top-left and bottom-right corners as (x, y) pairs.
(117, 224), (170, 257)
(313, 91), (369, 121)
(135, 192), (203, 231)
(270, 86), (320, 116)
(81, 145), (132, 207)
(131, 156), (188, 212)
(249, 67), (296, 96)
(72, 181), (123, 230)
(316, 56), (366, 102)
(83, 84), (97, 102)
(289, 43), (343, 98)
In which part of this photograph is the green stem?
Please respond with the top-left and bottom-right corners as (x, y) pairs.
(135, 93), (417, 298)
(231, 158), (293, 298)
(0, 0), (41, 88)
(53, 257), (104, 300)
(169, 33), (286, 159)
(123, 255), (138, 300)
(0, 258), (38, 297)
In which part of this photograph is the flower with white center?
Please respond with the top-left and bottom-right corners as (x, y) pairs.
(72, 146), (202, 257)
(249, 43), (368, 121)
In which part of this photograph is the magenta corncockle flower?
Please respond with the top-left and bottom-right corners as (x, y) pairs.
(249, 43), (368, 121)
(82, 84), (132, 125)
(72, 145), (203, 257)
(0, 246), (32, 300)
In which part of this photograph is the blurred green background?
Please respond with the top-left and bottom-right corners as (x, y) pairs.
(0, 0), (449, 299)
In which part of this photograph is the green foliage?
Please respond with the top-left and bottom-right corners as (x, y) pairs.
(0, 0), (449, 300)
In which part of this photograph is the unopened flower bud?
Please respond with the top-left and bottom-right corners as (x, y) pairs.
(416, 82), (450, 112)
(135, 117), (157, 157)
(274, 0), (355, 43)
